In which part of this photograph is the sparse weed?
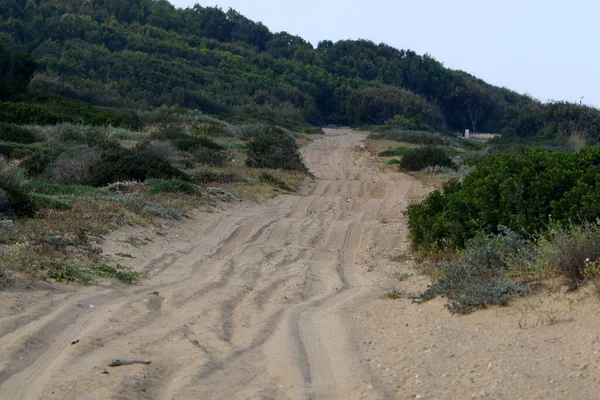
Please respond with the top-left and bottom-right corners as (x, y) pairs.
(385, 289), (406, 300)
(392, 272), (412, 281)
(258, 172), (294, 191)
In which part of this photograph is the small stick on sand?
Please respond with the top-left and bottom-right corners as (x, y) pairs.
(109, 359), (152, 367)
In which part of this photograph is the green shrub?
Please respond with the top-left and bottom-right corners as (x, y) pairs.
(369, 130), (449, 145)
(245, 126), (307, 171)
(22, 181), (106, 196)
(258, 172), (293, 191)
(378, 147), (411, 157)
(405, 146), (600, 252)
(46, 262), (139, 284)
(0, 123), (41, 144)
(86, 147), (188, 187)
(236, 123), (268, 140)
(0, 142), (34, 159)
(303, 127), (324, 134)
(399, 146), (455, 171)
(0, 159), (36, 217)
(188, 169), (247, 184)
(150, 126), (225, 151)
(30, 193), (72, 210)
(190, 123), (225, 137)
(417, 261), (532, 314)
(50, 147), (100, 185)
(193, 147), (229, 166)
(19, 147), (64, 176)
(145, 179), (201, 195)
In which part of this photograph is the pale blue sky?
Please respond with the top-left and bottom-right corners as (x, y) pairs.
(169, 0), (599, 108)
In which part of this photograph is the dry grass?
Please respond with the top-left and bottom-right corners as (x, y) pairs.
(469, 133), (500, 142)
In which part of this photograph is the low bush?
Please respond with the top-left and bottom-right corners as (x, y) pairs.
(0, 158), (36, 217)
(245, 126), (307, 172)
(535, 223), (600, 290)
(0, 123), (41, 144)
(30, 193), (72, 210)
(193, 147), (229, 166)
(187, 169), (247, 184)
(303, 127), (324, 134)
(378, 147), (411, 157)
(32, 123), (114, 147)
(46, 261), (140, 284)
(416, 227), (536, 314)
(137, 140), (178, 163)
(399, 146), (455, 171)
(236, 123), (268, 140)
(150, 126), (225, 151)
(22, 181), (106, 196)
(417, 261), (533, 314)
(190, 123), (225, 137)
(50, 147), (100, 185)
(369, 130), (450, 145)
(145, 179), (201, 195)
(86, 147), (188, 187)
(19, 146), (66, 177)
(107, 194), (181, 220)
(258, 172), (293, 191)
(0, 142), (34, 159)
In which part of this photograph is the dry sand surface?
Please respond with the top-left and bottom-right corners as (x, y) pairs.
(1, 128), (599, 400)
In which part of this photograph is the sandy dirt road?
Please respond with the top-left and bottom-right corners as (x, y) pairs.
(2, 129), (599, 400)
(0, 128), (422, 399)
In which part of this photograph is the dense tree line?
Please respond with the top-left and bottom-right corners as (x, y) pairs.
(1, 0), (599, 137)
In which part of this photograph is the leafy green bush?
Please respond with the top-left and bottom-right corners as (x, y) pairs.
(245, 126), (307, 171)
(399, 146), (455, 171)
(145, 179), (201, 195)
(0, 123), (41, 144)
(0, 94), (129, 126)
(86, 147), (188, 187)
(405, 146), (600, 252)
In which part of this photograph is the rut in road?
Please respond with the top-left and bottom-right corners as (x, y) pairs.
(0, 129), (417, 399)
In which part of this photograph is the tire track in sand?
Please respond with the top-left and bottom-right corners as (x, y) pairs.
(0, 128), (403, 400)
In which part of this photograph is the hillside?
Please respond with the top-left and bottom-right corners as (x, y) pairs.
(2, 0), (600, 138)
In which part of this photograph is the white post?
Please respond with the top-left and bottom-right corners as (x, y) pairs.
(464, 129), (470, 139)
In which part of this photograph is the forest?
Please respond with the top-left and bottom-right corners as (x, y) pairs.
(1, 0), (600, 139)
